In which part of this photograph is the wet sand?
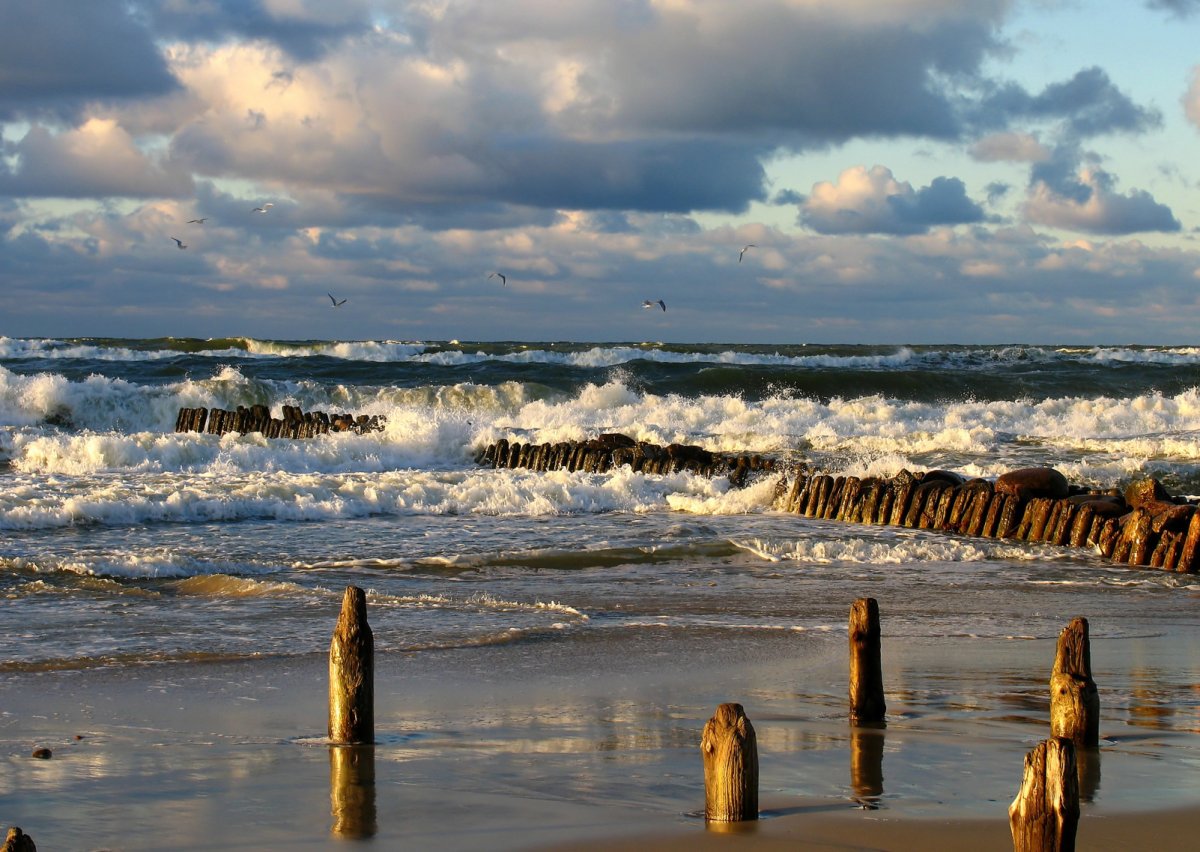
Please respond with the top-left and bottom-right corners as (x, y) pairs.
(4, 626), (1200, 850)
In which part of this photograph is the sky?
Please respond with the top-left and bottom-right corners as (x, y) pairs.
(2, 0), (1200, 345)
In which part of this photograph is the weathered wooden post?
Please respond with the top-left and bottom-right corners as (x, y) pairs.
(1050, 617), (1099, 748)
(3, 827), (36, 852)
(1009, 737), (1079, 852)
(849, 598), (886, 726)
(328, 585), (374, 744)
(700, 702), (758, 823)
(330, 745), (378, 839)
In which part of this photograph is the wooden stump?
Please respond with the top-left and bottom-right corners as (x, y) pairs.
(700, 703), (758, 822)
(849, 598), (886, 726)
(328, 585), (374, 745)
(1050, 617), (1099, 748)
(3, 828), (36, 852)
(330, 745), (377, 839)
(1008, 737), (1079, 852)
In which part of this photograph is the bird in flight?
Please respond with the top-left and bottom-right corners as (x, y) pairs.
(643, 299), (666, 312)
(738, 244), (756, 263)
(171, 237), (187, 249)
(328, 293), (347, 307)
(488, 272), (507, 286)
(186, 218), (208, 224)
(252, 203), (274, 213)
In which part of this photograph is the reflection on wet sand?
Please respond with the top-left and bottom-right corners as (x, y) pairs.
(850, 725), (884, 808)
(330, 745), (377, 839)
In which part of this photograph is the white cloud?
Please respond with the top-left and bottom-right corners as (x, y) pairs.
(970, 132), (1051, 163)
(1185, 65), (1200, 130)
(800, 165), (984, 235)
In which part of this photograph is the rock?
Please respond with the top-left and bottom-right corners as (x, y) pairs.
(920, 469), (965, 486)
(30, 747), (51, 759)
(4, 826), (36, 852)
(995, 467), (1069, 501)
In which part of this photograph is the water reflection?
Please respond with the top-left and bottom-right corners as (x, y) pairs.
(329, 745), (377, 839)
(849, 725), (884, 808)
(1077, 747), (1101, 803)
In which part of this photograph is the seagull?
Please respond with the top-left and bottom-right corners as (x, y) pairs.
(738, 244), (756, 263)
(186, 218), (208, 224)
(252, 203), (274, 213)
(488, 271), (507, 286)
(642, 299), (666, 312)
(328, 293), (347, 307)
(171, 237), (187, 249)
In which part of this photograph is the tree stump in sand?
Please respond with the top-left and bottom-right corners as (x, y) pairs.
(328, 585), (374, 744)
(849, 598), (886, 726)
(1050, 618), (1099, 748)
(1009, 737), (1079, 852)
(700, 703), (758, 822)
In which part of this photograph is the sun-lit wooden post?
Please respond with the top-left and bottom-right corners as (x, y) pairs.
(1050, 617), (1099, 748)
(328, 585), (374, 744)
(849, 597), (886, 726)
(700, 702), (758, 823)
(1009, 737), (1079, 852)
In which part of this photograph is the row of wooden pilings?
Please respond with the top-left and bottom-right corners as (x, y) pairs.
(779, 464), (1200, 574)
(475, 433), (776, 486)
(174, 405), (386, 439)
(326, 586), (1094, 850)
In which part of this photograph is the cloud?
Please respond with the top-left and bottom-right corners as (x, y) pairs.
(970, 67), (1161, 139)
(0, 120), (193, 199)
(134, 0), (376, 62)
(0, 0), (178, 121)
(970, 132), (1051, 163)
(1024, 162), (1181, 235)
(1186, 66), (1200, 131)
(800, 166), (985, 235)
(1146, 0), (1200, 16)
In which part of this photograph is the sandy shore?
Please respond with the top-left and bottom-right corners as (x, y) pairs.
(4, 632), (1200, 850)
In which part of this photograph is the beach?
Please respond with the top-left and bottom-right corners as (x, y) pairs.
(3, 339), (1200, 848)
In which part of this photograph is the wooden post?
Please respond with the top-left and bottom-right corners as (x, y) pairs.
(1008, 737), (1079, 852)
(330, 745), (377, 839)
(849, 598), (886, 726)
(3, 827), (36, 852)
(1050, 617), (1099, 748)
(328, 585), (374, 744)
(700, 703), (758, 822)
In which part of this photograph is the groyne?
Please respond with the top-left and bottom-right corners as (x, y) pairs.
(776, 465), (1200, 574)
(473, 433), (776, 486)
(474, 433), (1199, 574)
(174, 405), (385, 439)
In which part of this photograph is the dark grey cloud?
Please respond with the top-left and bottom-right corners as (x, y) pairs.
(131, 0), (374, 62)
(0, 0), (178, 121)
(772, 189), (805, 206)
(970, 68), (1161, 139)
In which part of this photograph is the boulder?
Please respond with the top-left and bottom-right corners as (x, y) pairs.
(995, 467), (1069, 501)
(1123, 477), (1173, 510)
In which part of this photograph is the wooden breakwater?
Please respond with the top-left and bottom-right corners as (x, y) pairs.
(174, 405), (385, 439)
(777, 465), (1200, 574)
(473, 433), (776, 486)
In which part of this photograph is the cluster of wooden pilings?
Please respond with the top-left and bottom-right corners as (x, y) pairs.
(326, 587), (1093, 849)
(778, 465), (1200, 574)
(174, 405), (385, 439)
(474, 433), (776, 486)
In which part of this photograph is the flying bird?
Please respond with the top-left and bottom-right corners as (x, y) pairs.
(328, 293), (347, 307)
(642, 299), (666, 312)
(186, 218), (208, 224)
(738, 244), (756, 263)
(488, 272), (507, 286)
(252, 203), (274, 213)
(171, 237), (187, 249)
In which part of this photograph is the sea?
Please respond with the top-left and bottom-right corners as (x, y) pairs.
(3, 338), (1200, 842)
